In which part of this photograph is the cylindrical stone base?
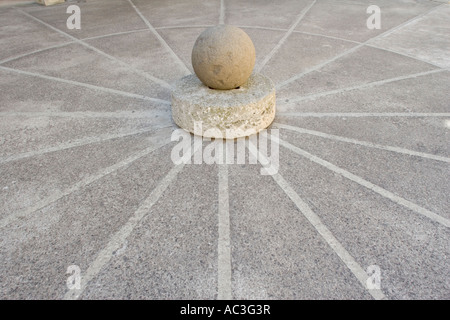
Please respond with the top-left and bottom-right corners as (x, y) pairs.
(171, 73), (276, 139)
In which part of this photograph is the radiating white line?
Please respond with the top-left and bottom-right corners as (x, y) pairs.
(276, 3), (446, 89)
(272, 173), (386, 300)
(0, 41), (75, 65)
(247, 144), (386, 300)
(236, 25), (364, 44)
(16, 9), (172, 90)
(283, 69), (445, 103)
(155, 25), (214, 30)
(273, 123), (450, 163)
(64, 141), (201, 300)
(0, 29), (151, 66)
(127, 0), (191, 76)
(80, 28), (149, 41)
(0, 124), (171, 165)
(273, 136), (450, 228)
(0, 66), (171, 105)
(371, 4), (443, 40)
(235, 25), (288, 32)
(365, 43), (448, 70)
(256, 0), (316, 73)
(217, 161), (232, 300)
(292, 30), (361, 44)
(64, 165), (183, 300)
(0, 111), (171, 120)
(276, 112), (450, 118)
(219, 0), (225, 25)
(0, 128), (173, 230)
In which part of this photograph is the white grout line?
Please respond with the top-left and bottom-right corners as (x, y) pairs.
(276, 3), (446, 90)
(127, 0), (191, 76)
(272, 173), (387, 300)
(80, 28), (149, 41)
(273, 123), (450, 163)
(0, 111), (172, 120)
(292, 30), (362, 45)
(247, 144), (386, 300)
(0, 41), (75, 65)
(235, 25), (288, 32)
(369, 4), (440, 41)
(0, 124), (172, 165)
(219, 0), (225, 25)
(273, 136), (450, 229)
(276, 112), (450, 118)
(217, 161), (232, 300)
(0, 128), (174, 230)
(155, 25), (215, 30)
(64, 140), (202, 300)
(364, 43), (448, 70)
(256, 0), (317, 73)
(275, 42), (361, 90)
(0, 29), (152, 66)
(281, 69), (445, 104)
(16, 8), (173, 90)
(0, 66), (171, 105)
(64, 163), (184, 299)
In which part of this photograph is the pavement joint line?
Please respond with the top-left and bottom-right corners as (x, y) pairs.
(236, 25), (289, 32)
(364, 43), (448, 70)
(217, 162), (232, 300)
(15, 8), (173, 90)
(0, 66), (171, 105)
(281, 69), (446, 104)
(246, 143), (387, 300)
(273, 123), (450, 164)
(276, 112), (450, 118)
(291, 30), (362, 45)
(79, 28), (150, 41)
(127, 0), (192, 76)
(219, 0), (225, 25)
(64, 140), (202, 300)
(276, 3), (446, 90)
(0, 29), (151, 66)
(0, 41), (75, 65)
(370, 3), (446, 41)
(272, 135), (450, 229)
(256, 0), (317, 73)
(0, 124), (173, 165)
(237, 25), (363, 44)
(0, 128), (174, 230)
(0, 111), (172, 120)
(155, 25), (215, 30)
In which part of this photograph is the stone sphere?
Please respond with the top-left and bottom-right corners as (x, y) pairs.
(192, 25), (256, 90)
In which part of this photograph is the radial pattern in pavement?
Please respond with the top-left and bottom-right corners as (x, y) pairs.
(0, 0), (449, 300)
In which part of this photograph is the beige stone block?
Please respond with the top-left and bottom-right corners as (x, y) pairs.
(171, 73), (276, 139)
(36, 0), (65, 6)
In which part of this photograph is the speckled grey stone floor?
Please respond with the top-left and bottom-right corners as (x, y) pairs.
(0, 0), (449, 300)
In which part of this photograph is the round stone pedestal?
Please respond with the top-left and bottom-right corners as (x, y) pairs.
(171, 73), (276, 139)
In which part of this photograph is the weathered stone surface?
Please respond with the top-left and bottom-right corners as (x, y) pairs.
(171, 73), (275, 139)
(191, 25), (256, 90)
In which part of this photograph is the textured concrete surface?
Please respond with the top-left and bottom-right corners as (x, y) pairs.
(0, 0), (449, 300)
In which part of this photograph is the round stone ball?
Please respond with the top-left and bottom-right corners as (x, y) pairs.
(192, 25), (256, 90)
